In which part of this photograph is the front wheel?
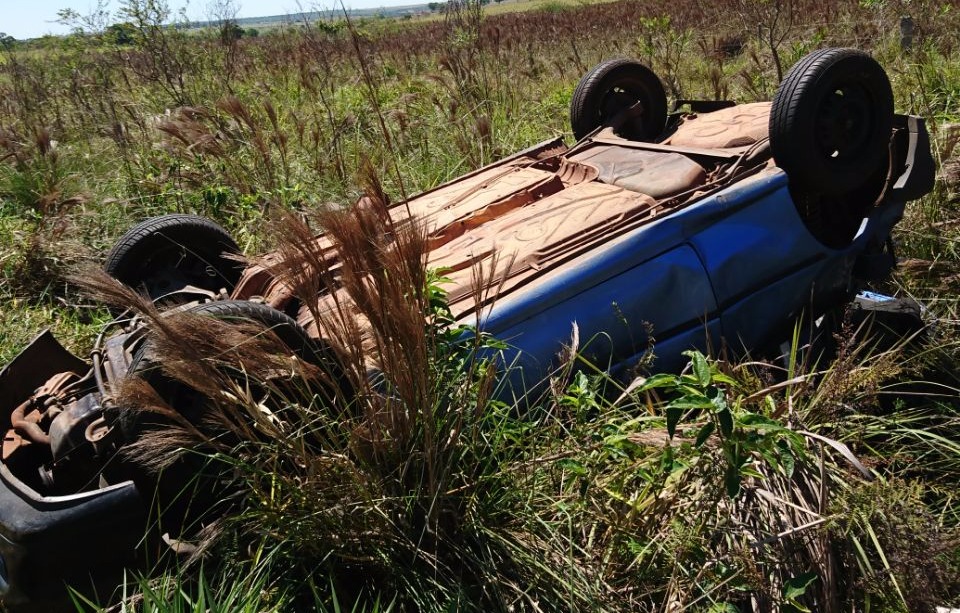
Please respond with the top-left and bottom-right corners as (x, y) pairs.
(114, 300), (354, 536)
(130, 300), (353, 414)
(104, 214), (244, 303)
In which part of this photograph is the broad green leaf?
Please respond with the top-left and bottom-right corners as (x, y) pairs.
(557, 458), (587, 476)
(660, 445), (675, 471)
(691, 351), (711, 387)
(666, 406), (683, 438)
(695, 421), (715, 447)
(779, 447), (795, 478)
(637, 373), (679, 391)
(784, 570), (818, 602)
(718, 407), (734, 437)
(738, 412), (781, 427)
(707, 385), (728, 411)
(711, 372), (739, 386)
(668, 395), (715, 409)
(724, 464), (741, 498)
(758, 449), (783, 476)
(782, 430), (806, 449)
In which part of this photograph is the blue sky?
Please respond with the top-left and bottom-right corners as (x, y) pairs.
(2, 0), (404, 39)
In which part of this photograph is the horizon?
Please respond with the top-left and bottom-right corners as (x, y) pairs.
(2, 0), (421, 40)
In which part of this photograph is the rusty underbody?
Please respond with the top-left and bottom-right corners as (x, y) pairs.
(232, 102), (775, 336)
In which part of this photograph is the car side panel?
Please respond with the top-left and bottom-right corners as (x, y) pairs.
(478, 168), (840, 383)
(687, 176), (834, 309)
(483, 245), (718, 392)
(685, 171), (845, 352)
(689, 169), (910, 354)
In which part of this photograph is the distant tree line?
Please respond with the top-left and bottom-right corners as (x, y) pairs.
(427, 0), (500, 12)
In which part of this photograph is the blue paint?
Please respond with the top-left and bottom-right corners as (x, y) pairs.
(475, 168), (909, 385)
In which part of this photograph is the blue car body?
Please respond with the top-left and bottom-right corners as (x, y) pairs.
(220, 103), (934, 397)
(485, 163), (904, 383)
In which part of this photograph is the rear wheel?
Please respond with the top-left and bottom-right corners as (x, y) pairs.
(186, 300), (352, 403)
(570, 59), (668, 142)
(129, 300), (353, 416)
(116, 300), (353, 536)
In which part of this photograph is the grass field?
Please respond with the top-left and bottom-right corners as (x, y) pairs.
(3, 0), (960, 610)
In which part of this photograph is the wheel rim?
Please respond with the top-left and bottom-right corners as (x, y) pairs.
(598, 81), (650, 138)
(814, 84), (874, 160)
(133, 244), (231, 298)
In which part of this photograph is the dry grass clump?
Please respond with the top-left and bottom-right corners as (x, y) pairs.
(74, 182), (611, 611)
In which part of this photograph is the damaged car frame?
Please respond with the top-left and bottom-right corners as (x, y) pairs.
(0, 48), (936, 608)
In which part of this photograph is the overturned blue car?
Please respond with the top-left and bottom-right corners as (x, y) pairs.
(0, 48), (935, 608)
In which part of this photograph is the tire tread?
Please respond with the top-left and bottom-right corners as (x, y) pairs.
(769, 47), (893, 195)
(187, 300), (353, 404)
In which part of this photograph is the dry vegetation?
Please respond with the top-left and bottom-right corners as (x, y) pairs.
(3, 0), (960, 611)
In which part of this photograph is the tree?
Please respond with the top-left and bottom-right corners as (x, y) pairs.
(117, 0), (193, 105)
(733, 0), (795, 83)
(56, 0), (111, 34)
(105, 22), (137, 45)
(221, 20), (244, 42)
(206, 0), (242, 44)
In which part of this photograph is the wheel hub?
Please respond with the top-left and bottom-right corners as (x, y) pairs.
(816, 85), (872, 160)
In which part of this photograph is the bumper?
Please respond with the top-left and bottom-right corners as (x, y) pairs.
(0, 330), (145, 609)
(0, 467), (143, 609)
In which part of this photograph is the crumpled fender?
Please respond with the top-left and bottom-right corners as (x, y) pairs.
(0, 331), (86, 419)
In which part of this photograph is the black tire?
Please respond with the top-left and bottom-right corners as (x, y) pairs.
(115, 300), (354, 541)
(188, 300), (351, 398)
(770, 48), (894, 196)
(120, 300), (354, 442)
(146, 300), (353, 408)
(570, 58), (668, 142)
(104, 214), (243, 301)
